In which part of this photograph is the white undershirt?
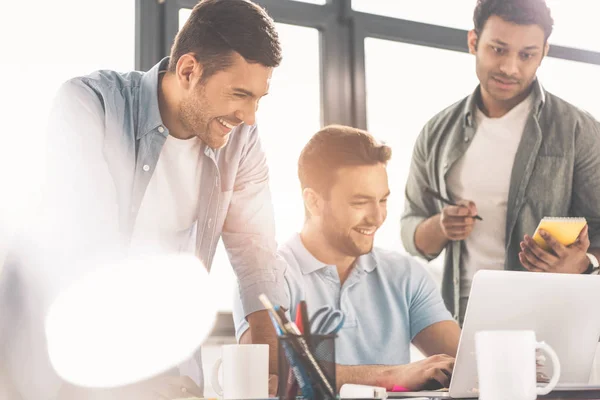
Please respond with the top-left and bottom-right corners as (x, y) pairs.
(130, 134), (203, 256)
(447, 93), (533, 298)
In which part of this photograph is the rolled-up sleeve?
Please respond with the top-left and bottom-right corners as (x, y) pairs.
(221, 126), (288, 317)
(572, 116), (600, 249)
(400, 125), (439, 261)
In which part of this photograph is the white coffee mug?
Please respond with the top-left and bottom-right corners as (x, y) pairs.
(211, 344), (268, 399)
(475, 330), (561, 400)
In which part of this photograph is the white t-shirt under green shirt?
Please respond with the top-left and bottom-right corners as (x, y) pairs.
(447, 93), (534, 299)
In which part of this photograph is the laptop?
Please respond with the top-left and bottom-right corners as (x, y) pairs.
(390, 270), (600, 399)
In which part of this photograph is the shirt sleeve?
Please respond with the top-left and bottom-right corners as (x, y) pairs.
(407, 259), (453, 340)
(232, 269), (293, 341)
(572, 115), (600, 249)
(45, 79), (121, 251)
(221, 125), (289, 317)
(400, 124), (440, 261)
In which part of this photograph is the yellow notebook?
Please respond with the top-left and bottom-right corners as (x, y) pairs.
(532, 217), (587, 251)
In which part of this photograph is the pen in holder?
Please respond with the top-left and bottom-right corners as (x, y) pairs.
(277, 333), (336, 400)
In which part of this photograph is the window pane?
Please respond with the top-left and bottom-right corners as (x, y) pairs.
(352, 0), (476, 30)
(537, 57), (600, 120)
(177, 12), (322, 313)
(364, 38), (478, 268)
(546, 0), (600, 52)
(179, 8), (192, 30)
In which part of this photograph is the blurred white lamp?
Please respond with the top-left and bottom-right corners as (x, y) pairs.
(45, 254), (217, 388)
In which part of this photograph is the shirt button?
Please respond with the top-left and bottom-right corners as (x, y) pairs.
(454, 278), (459, 285)
(143, 165), (150, 172)
(157, 126), (165, 133)
(464, 136), (470, 142)
(208, 218), (213, 228)
(444, 163), (449, 169)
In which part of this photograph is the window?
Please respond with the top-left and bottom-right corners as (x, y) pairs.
(545, 0), (600, 53)
(538, 57), (600, 119)
(179, 10), (322, 311)
(364, 38), (478, 256)
(352, 0), (477, 30)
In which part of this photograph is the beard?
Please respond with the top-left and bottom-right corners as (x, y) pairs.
(178, 87), (229, 149)
(321, 206), (374, 258)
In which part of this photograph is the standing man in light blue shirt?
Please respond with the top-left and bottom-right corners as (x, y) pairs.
(233, 125), (460, 391)
(1, 0), (288, 399)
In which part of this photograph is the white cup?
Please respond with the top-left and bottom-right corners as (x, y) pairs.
(211, 344), (269, 399)
(475, 330), (561, 400)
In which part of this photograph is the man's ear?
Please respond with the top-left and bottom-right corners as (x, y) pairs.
(467, 30), (479, 55)
(302, 188), (323, 218)
(176, 53), (203, 90)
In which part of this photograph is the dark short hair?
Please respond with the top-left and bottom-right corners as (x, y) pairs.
(473, 0), (554, 42)
(298, 125), (391, 213)
(168, 0), (282, 80)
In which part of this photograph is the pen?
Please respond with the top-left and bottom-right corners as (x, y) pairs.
(424, 187), (483, 221)
(299, 301), (310, 336)
(259, 295), (335, 398)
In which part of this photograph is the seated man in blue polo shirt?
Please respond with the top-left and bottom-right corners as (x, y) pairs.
(232, 125), (460, 391)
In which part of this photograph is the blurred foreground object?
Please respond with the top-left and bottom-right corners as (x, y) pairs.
(45, 254), (217, 388)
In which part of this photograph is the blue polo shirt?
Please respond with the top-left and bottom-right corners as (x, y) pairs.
(232, 233), (453, 365)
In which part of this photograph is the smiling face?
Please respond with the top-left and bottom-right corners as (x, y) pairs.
(178, 52), (272, 148)
(468, 15), (548, 116)
(318, 163), (390, 258)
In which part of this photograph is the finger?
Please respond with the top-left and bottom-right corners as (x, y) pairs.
(456, 200), (478, 217)
(575, 224), (590, 248)
(442, 217), (475, 228)
(520, 245), (551, 270)
(537, 230), (567, 257)
(446, 232), (470, 241)
(430, 368), (451, 388)
(522, 237), (557, 266)
(519, 252), (547, 272)
(268, 374), (279, 397)
(445, 205), (471, 217)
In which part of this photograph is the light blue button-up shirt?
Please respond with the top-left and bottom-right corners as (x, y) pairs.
(233, 234), (452, 365)
(34, 57), (289, 392)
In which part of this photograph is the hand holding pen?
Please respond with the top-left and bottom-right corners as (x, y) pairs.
(424, 188), (481, 241)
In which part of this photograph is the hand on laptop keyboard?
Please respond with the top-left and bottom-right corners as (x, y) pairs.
(379, 354), (455, 391)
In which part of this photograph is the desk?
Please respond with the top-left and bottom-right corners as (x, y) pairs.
(386, 390), (600, 400)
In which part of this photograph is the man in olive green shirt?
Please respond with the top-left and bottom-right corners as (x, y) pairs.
(401, 0), (600, 322)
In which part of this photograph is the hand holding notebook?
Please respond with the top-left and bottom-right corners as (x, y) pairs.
(531, 217), (587, 251)
(520, 217), (590, 274)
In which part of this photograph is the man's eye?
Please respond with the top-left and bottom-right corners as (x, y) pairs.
(492, 46), (505, 54)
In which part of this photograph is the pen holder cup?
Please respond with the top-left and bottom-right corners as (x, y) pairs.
(277, 334), (336, 400)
